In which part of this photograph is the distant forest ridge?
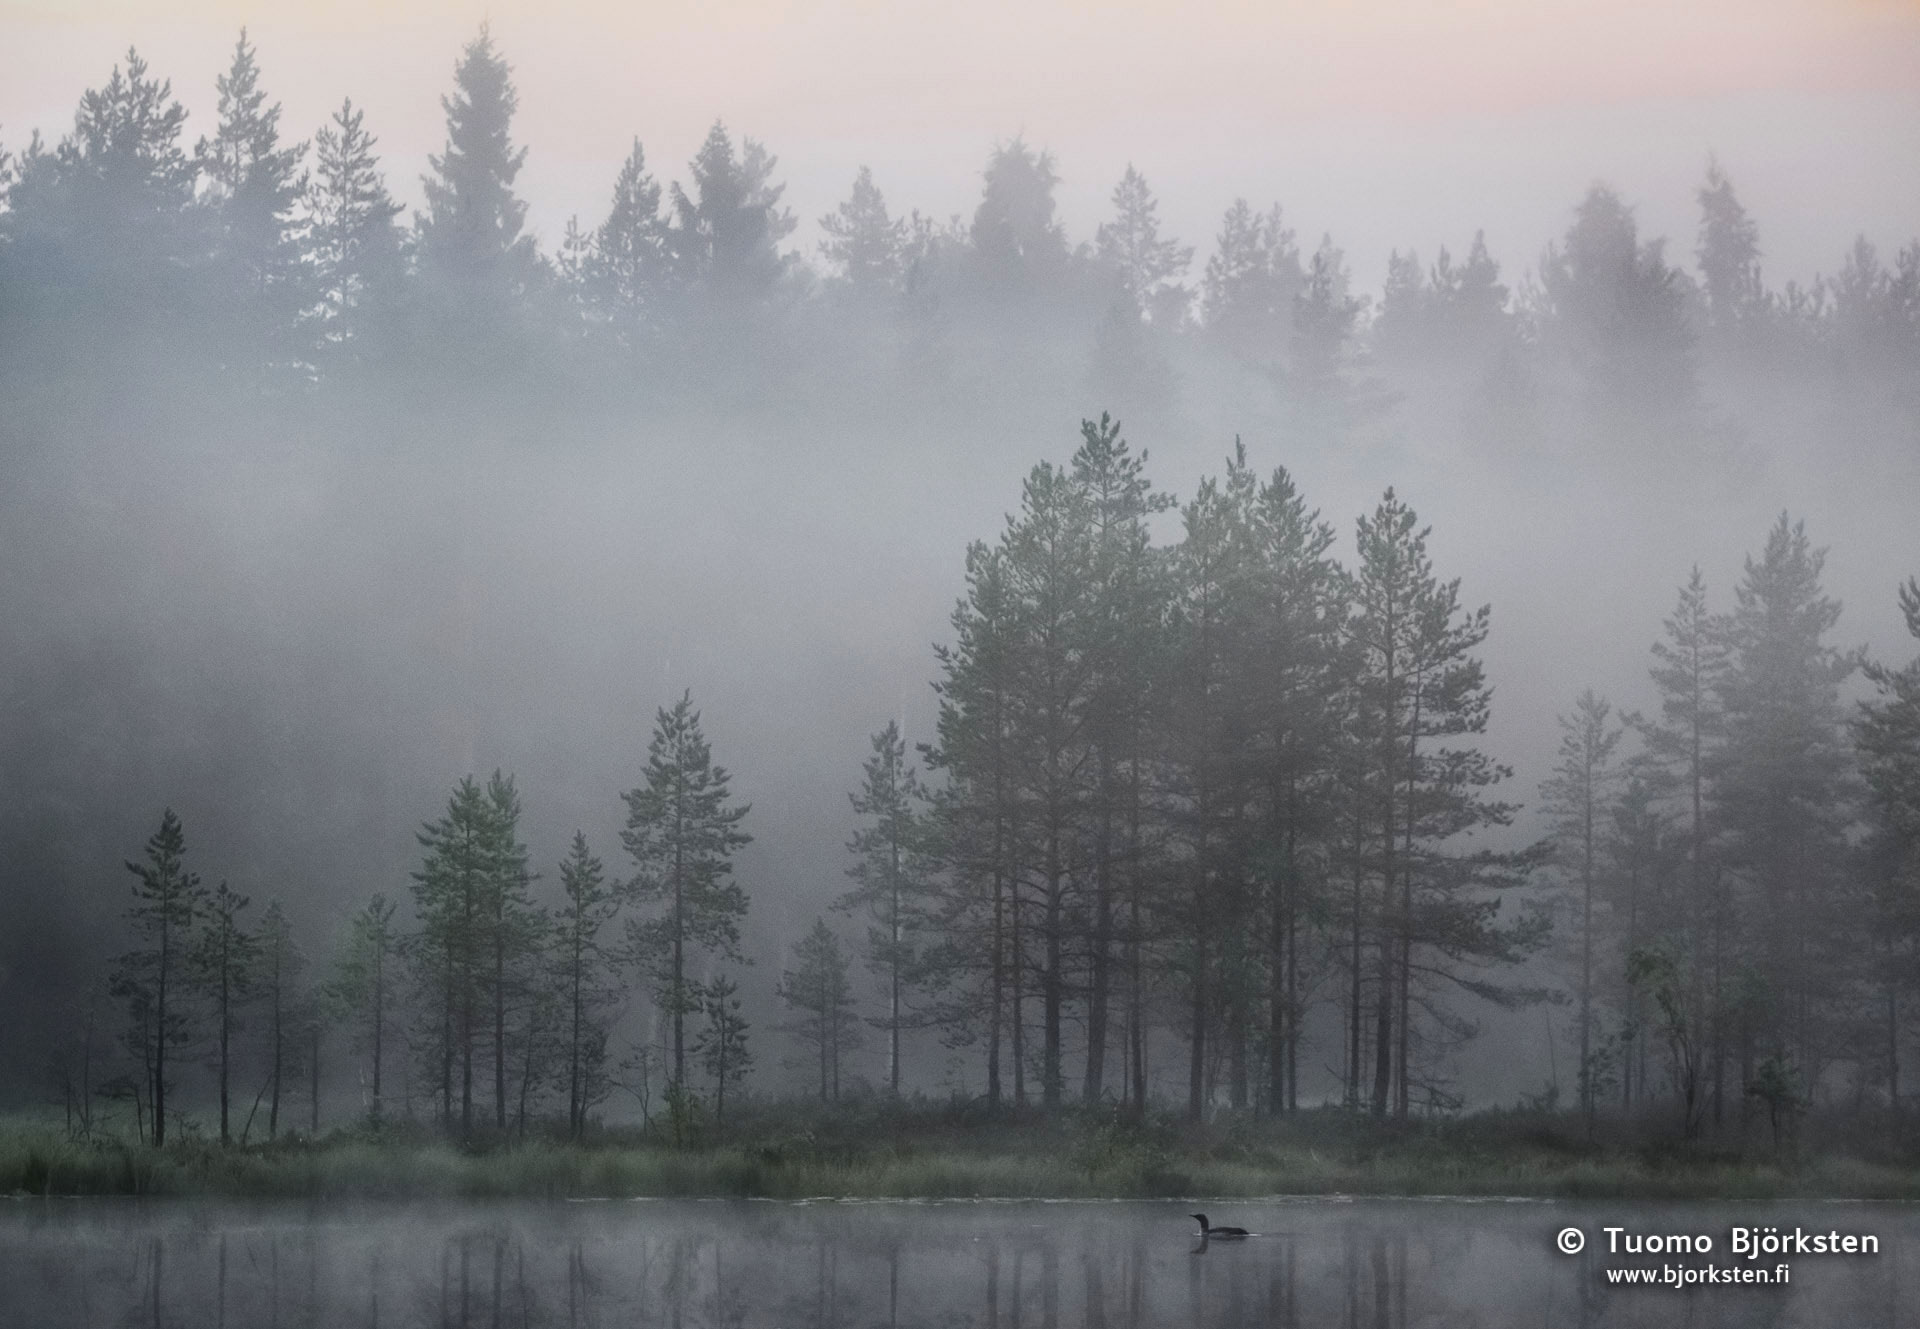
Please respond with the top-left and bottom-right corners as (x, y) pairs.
(0, 26), (1914, 443)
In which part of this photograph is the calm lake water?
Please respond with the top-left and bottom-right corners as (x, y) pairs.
(1, 1196), (1914, 1327)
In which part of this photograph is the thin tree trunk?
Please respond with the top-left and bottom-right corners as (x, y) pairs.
(889, 831), (902, 1097)
(155, 910), (170, 1148)
(372, 939), (385, 1124)
(494, 899), (507, 1132)
(310, 1022), (320, 1135)
(1084, 784), (1113, 1105)
(219, 961), (231, 1145)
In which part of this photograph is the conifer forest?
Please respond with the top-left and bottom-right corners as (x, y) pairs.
(2, 25), (1918, 1167)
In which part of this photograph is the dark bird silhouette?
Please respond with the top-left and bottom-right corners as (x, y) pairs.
(1191, 1213), (1249, 1238)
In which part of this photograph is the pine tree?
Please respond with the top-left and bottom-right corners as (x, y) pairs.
(819, 165), (906, 297)
(1201, 199), (1300, 357)
(1713, 516), (1858, 1085)
(1607, 756), (1678, 1112)
(925, 543), (1023, 1106)
(555, 832), (621, 1137)
(307, 98), (402, 353)
(191, 880), (257, 1145)
(7, 49), (200, 349)
(1856, 578), (1920, 1108)
(1236, 454), (1348, 1115)
(1094, 166), (1191, 320)
(1348, 490), (1536, 1118)
(331, 894), (399, 1125)
(777, 919), (860, 1102)
(1636, 567), (1731, 1119)
(1289, 236), (1391, 447)
(694, 975), (752, 1130)
(1070, 416), (1171, 1105)
(1372, 249), (1432, 367)
(257, 899), (305, 1140)
(840, 721), (933, 1095)
(668, 122), (795, 309)
(622, 693), (752, 1096)
(1538, 184), (1698, 433)
(111, 809), (206, 1148)
(481, 771), (542, 1132)
(1164, 466), (1257, 1120)
(589, 138), (672, 344)
(196, 29), (309, 374)
(1539, 689), (1625, 1130)
(410, 776), (494, 1136)
(1436, 234), (1513, 357)
(968, 137), (1069, 299)
(997, 456), (1103, 1108)
(1373, 234), (1512, 371)
(414, 26), (541, 358)
(1828, 237), (1920, 394)
(1696, 156), (1769, 345)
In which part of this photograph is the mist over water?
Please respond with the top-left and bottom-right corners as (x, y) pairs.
(4, 1197), (1914, 1327)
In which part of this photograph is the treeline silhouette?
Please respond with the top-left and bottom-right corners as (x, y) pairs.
(2, 28), (1915, 451)
(55, 413), (1920, 1144)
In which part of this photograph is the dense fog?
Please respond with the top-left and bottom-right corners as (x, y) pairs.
(0, 16), (1914, 1132)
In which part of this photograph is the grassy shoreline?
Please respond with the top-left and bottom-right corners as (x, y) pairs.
(7, 1106), (1920, 1202)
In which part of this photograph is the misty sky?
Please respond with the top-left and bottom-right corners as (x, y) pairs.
(3, 0), (1917, 291)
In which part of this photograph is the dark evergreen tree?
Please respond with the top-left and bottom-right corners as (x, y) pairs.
(331, 893), (399, 1125)
(1713, 516), (1858, 1085)
(1696, 157), (1769, 347)
(1289, 236), (1392, 447)
(1636, 567), (1732, 1120)
(410, 775), (494, 1136)
(968, 137), (1069, 300)
(1094, 166), (1191, 322)
(111, 809), (206, 1148)
(694, 974), (752, 1130)
(1537, 184), (1698, 434)
(819, 165), (906, 298)
(997, 455), (1102, 1108)
(3, 49), (200, 361)
(1539, 689), (1625, 1130)
(840, 721), (933, 1095)
(190, 880), (256, 1145)
(1856, 578), (1920, 1107)
(1235, 454), (1348, 1115)
(1070, 417), (1171, 1106)
(307, 97), (402, 355)
(1201, 199), (1300, 357)
(622, 693), (753, 1095)
(668, 121), (796, 312)
(257, 899), (305, 1140)
(1163, 465), (1257, 1120)
(414, 26), (542, 367)
(555, 832), (621, 1137)
(480, 771), (542, 1131)
(925, 543), (1024, 1106)
(1373, 234), (1512, 372)
(1348, 489), (1538, 1118)
(196, 30), (309, 376)
(589, 138), (673, 346)
(777, 919), (860, 1102)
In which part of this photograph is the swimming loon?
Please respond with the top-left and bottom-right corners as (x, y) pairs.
(1190, 1213), (1250, 1238)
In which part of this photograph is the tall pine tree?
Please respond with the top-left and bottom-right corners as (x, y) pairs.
(622, 693), (752, 1094)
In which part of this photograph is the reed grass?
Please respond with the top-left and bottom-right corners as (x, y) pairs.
(5, 1106), (1917, 1201)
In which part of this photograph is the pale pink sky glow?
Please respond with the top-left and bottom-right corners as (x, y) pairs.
(3, 0), (1916, 287)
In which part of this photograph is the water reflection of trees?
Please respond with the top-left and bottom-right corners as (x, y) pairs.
(1, 1202), (1908, 1328)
